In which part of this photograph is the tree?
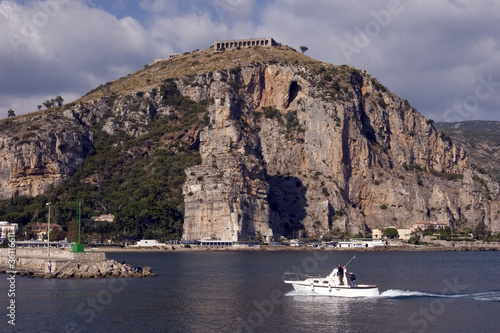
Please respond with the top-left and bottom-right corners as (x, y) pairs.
(300, 46), (308, 54)
(22, 225), (37, 240)
(37, 105), (42, 111)
(67, 218), (79, 242)
(383, 227), (399, 239)
(422, 225), (436, 236)
(43, 100), (53, 109)
(88, 232), (102, 244)
(49, 229), (67, 241)
(54, 96), (64, 106)
(7, 109), (15, 117)
(408, 234), (420, 245)
(473, 222), (491, 241)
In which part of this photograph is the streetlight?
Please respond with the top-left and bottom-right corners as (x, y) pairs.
(46, 202), (51, 257)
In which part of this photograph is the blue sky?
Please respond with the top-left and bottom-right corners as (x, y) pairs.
(1, 0), (500, 122)
(97, 0), (154, 23)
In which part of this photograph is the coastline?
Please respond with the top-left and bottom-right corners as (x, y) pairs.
(2, 242), (496, 278)
(97, 241), (500, 252)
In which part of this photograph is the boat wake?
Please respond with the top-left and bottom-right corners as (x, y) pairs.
(378, 289), (500, 302)
(285, 289), (500, 302)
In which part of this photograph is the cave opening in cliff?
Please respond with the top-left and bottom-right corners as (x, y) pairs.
(287, 81), (301, 108)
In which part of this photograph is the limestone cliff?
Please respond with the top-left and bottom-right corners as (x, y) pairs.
(0, 45), (498, 239)
(0, 112), (93, 198)
(180, 62), (499, 239)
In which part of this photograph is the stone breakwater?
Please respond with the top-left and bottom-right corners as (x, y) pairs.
(0, 248), (157, 278)
(38, 260), (157, 279)
(0, 259), (157, 279)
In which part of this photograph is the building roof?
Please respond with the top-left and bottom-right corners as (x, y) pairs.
(92, 214), (115, 222)
(30, 223), (63, 230)
(0, 222), (18, 227)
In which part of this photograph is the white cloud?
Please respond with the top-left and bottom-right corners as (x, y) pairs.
(1, 0), (499, 122)
(252, 0), (500, 121)
(0, 0), (167, 116)
(148, 12), (229, 52)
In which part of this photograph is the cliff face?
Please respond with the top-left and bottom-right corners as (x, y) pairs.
(180, 63), (498, 239)
(0, 46), (498, 239)
(0, 114), (93, 198)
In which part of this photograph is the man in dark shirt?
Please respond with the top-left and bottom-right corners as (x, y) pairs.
(349, 271), (356, 286)
(337, 264), (344, 285)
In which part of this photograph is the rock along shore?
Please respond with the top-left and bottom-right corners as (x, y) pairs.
(1, 259), (157, 279)
(0, 248), (157, 279)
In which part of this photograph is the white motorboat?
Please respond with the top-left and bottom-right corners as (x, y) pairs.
(284, 258), (379, 297)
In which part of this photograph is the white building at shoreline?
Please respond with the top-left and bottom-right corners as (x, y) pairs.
(0, 221), (18, 240)
(136, 239), (167, 247)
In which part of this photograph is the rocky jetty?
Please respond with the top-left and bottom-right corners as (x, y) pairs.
(0, 248), (157, 279)
(39, 259), (157, 279)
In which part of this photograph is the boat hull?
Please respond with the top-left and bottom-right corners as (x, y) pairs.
(285, 281), (379, 297)
(284, 263), (380, 297)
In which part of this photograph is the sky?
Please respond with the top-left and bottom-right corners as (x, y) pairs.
(1, 0), (499, 122)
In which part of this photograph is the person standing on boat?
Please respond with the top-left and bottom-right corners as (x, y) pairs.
(349, 272), (356, 287)
(337, 264), (344, 285)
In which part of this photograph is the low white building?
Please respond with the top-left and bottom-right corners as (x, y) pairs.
(290, 240), (306, 247)
(15, 240), (72, 249)
(136, 239), (166, 247)
(92, 214), (115, 222)
(336, 240), (387, 248)
(0, 221), (18, 240)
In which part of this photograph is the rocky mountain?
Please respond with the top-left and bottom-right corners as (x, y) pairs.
(0, 113), (93, 199)
(0, 44), (498, 240)
(435, 121), (500, 182)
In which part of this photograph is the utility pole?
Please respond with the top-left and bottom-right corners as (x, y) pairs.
(46, 202), (51, 257)
(78, 201), (81, 244)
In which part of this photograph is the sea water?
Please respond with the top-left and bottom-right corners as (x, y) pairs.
(1, 250), (499, 332)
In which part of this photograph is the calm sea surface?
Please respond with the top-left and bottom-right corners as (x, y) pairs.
(2, 250), (500, 333)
